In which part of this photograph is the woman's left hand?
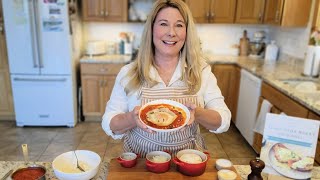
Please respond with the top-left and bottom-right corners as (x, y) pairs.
(184, 102), (196, 125)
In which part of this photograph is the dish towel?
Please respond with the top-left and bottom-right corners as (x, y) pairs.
(253, 99), (273, 135)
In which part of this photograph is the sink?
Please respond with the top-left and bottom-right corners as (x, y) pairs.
(276, 78), (320, 107)
(278, 78), (320, 92)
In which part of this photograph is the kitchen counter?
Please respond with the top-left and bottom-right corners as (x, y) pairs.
(80, 54), (132, 64)
(206, 55), (320, 115)
(1, 160), (320, 180)
(80, 54), (320, 115)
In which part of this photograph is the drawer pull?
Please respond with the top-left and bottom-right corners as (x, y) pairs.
(100, 68), (108, 72)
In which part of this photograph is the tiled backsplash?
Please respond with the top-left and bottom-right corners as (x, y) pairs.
(83, 22), (311, 60)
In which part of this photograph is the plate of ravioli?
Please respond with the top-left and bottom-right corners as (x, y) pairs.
(139, 99), (190, 132)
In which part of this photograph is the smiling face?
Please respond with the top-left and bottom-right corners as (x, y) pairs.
(152, 7), (186, 59)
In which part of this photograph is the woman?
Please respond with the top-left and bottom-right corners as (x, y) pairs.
(102, 0), (231, 157)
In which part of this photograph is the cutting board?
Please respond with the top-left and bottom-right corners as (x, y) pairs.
(107, 158), (242, 179)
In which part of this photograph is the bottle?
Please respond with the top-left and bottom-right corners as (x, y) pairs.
(124, 42), (132, 55)
(265, 40), (279, 62)
(239, 30), (250, 56)
(248, 158), (265, 180)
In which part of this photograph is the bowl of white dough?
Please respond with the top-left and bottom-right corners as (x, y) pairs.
(52, 150), (101, 180)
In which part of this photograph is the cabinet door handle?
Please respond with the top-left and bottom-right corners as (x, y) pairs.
(103, 80), (107, 87)
(100, 10), (104, 16)
(258, 13), (263, 23)
(100, 68), (108, 72)
(105, 11), (109, 16)
(0, 23), (4, 34)
(275, 10), (280, 22)
(211, 12), (215, 20)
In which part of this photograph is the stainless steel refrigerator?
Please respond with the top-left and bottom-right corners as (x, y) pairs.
(2, 0), (80, 127)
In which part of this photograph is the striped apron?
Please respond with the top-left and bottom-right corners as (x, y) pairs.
(123, 87), (207, 157)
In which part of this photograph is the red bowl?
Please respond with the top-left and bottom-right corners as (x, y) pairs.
(146, 151), (171, 173)
(117, 152), (138, 168)
(172, 149), (210, 176)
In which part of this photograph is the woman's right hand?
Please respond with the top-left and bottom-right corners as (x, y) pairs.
(129, 106), (153, 133)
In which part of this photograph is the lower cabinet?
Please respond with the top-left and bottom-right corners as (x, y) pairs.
(211, 64), (240, 123)
(253, 82), (320, 164)
(0, 21), (14, 120)
(0, 70), (14, 120)
(80, 63), (124, 121)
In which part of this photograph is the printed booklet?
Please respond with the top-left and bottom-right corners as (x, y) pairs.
(260, 113), (319, 179)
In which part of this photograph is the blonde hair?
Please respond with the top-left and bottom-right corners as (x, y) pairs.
(124, 0), (204, 95)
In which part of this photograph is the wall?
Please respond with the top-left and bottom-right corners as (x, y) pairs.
(269, 27), (310, 60)
(83, 22), (310, 59)
(83, 22), (269, 55)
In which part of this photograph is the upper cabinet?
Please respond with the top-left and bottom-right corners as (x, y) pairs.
(82, 0), (128, 22)
(264, 0), (312, 27)
(263, 0), (284, 25)
(210, 0), (237, 23)
(235, 0), (265, 24)
(186, 0), (236, 23)
(185, 0), (210, 23)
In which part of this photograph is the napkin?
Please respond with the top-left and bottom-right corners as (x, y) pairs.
(253, 99), (272, 135)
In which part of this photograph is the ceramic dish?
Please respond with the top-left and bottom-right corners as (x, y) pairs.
(139, 99), (190, 132)
(269, 143), (312, 179)
(146, 151), (171, 173)
(11, 164), (46, 180)
(52, 150), (101, 180)
(172, 149), (209, 176)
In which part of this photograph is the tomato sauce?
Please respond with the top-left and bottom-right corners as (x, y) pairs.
(12, 167), (45, 180)
(140, 104), (186, 129)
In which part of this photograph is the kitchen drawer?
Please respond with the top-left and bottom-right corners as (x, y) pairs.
(81, 63), (124, 75)
(261, 82), (308, 118)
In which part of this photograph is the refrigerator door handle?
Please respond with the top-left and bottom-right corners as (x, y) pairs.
(33, 0), (44, 68)
(28, 0), (40, 68)
(13, 77), (67, 82)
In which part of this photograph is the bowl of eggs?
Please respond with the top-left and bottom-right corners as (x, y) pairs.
(172, 149), (209, 176)
(52, 150), (101, 180)
(146, 151), (171, 173)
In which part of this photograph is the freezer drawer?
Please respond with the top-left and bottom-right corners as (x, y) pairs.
(11, 75), (76, 127)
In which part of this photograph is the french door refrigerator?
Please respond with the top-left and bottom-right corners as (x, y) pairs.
(2, 0), (78, 127)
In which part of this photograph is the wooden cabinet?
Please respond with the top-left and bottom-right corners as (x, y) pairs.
(0, 18), (14, 120)
(186, 0), (236, 23)
(80, 63), (124, 121)
(263, 0), (284, 25)
(235, 0), (265, 24)
(82, 0), (128, 22)
(264, 0), (312, 27)
(211, 64), (240, 123)
(252, 82), (310, 154)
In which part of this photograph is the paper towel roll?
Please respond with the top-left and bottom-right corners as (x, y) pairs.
(312, 46), (320, 77)
(303, 45), (316, 76)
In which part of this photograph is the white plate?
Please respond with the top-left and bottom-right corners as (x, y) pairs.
(139, 99), (190, 132)
(269, 143), (311, 179)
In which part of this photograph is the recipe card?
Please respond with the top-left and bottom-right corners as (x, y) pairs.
(260, 113), (319, 179)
